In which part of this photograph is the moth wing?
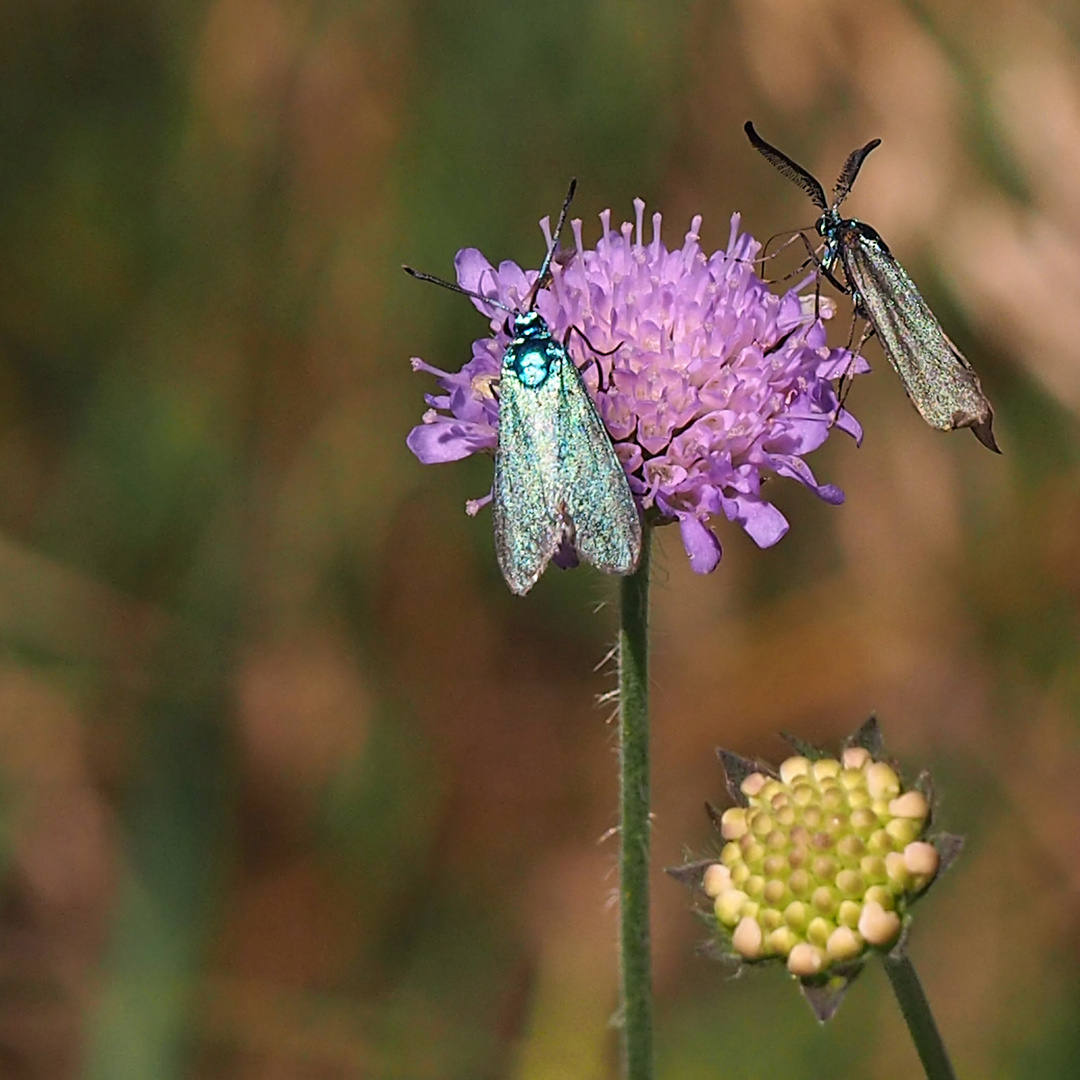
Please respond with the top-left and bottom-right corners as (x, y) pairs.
(556, 350), (642, 575)
(492, 364), (563, 595)
(841, 233), (997, 448)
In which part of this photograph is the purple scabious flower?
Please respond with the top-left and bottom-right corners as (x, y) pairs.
(407, 201), (866, 574)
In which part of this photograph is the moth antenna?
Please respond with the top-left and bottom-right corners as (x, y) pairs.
(403, 265), (514, 313)
(528, 177), (577, 310)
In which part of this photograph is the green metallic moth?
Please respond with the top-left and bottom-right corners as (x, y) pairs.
(405, 181), (642, 594)
(745, 121), (999, 452)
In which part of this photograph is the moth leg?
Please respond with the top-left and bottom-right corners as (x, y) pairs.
(836, 319), (875, 413)
(755, 229), (811, 278)
(564, 325), (621, 392)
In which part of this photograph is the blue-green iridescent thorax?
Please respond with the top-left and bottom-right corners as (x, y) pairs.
(505, 310), (561, 389)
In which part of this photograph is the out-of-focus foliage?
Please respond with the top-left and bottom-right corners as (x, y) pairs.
(0, 0), (1077, 1077)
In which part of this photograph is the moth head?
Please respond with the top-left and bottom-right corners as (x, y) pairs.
(510, 309), (545, 338)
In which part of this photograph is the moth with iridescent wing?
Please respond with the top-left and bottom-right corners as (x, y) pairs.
(744, 121), (999, 452)
(404, 181), (642, 595)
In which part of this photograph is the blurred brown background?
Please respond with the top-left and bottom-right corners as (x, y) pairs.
(0, 0), (1077, 1076)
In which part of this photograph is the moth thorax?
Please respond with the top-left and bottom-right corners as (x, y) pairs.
(510, 340), (553, 388)
(815, 214), (831, 237)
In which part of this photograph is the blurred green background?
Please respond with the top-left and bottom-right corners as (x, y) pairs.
(0, 0), (1078, 1076)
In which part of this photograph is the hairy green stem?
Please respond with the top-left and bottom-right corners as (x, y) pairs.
(884, 953), (958, 1080)
(618, 526), (653, 1080)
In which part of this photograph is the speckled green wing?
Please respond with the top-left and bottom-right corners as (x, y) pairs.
(492, 360), (563, 596)
(556, 355), (642, 577)
(492, 344), (641, 595)
(840, 224), (998, 451)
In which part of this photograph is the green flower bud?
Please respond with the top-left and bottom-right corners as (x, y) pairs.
(745, 874), (766, 899)
(837, 835), (865, 860)
(743, 841), (766, 866)
(860, 855), (887, 884)
(884, 851), (909, 887)
(839, 767), (865, 791)
(761, 907), (784, 932)
(788, 868), (812, 896)
(863, 885), (894, 910)
(768, 926), (799, 957)
(806, 917), (835, 948)
(731, 863), (751, 887)
(764, 878), (787, 906)
(885, 817), (920, 846)
(836, 869), (865, 897)
(784, 901), (810, 931)
(847, 789), (871, 810)
(850, 806), (878, 833)
(722, 842), (742, 865)
(752, 812), (774, 837)
(766, 829), (788, 851)
(813, 758), (841, 781)
(811, 855), (838, 881)
(759, 779), (783, 801)
(837, 900), (862, 929)
(866, 829), (893, 855)
(715, 888), (749, 926)
(811, 886), (836, 915)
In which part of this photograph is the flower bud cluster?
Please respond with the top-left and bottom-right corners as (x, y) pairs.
(702, 747), (938, 977)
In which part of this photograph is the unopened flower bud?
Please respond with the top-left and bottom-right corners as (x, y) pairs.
(812, 758), (841, 781)
(888, 791), (929, 821)
(858, 900), (901, 946)
(842, 746), (871, 770)
(837, 900), (862, 929)
(733, 915), (763, 959)
(903, 841), (939, 878)
(740, 772), (767, 797)
(761, 907), (784, 932)
(721, 807), (749, 839)
(807, 916), (834, 948)
(780, 756), (812, 783)
(768, 926), (799, 957)
(715, 888), (748, 926)
(867, 762), (901, 801)
(788, 943), (825, 976)
(827, 925), (863, 961)
(885, 817), (920, 846)
(703, 863), (732, 898)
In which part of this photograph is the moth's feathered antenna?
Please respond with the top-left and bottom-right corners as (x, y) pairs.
(832, 138), (882, 208)
(744, 121), (828, 212)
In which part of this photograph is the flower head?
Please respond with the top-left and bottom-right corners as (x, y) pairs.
(407, 201), (866, 573)
(667, 718), (963, 1022)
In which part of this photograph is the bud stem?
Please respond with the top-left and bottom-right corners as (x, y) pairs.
(883, 952), (958, 1080)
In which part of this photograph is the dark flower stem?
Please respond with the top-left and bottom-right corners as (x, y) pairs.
(883, 953), (958, 1080)
(618, 526), (653, 1080)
